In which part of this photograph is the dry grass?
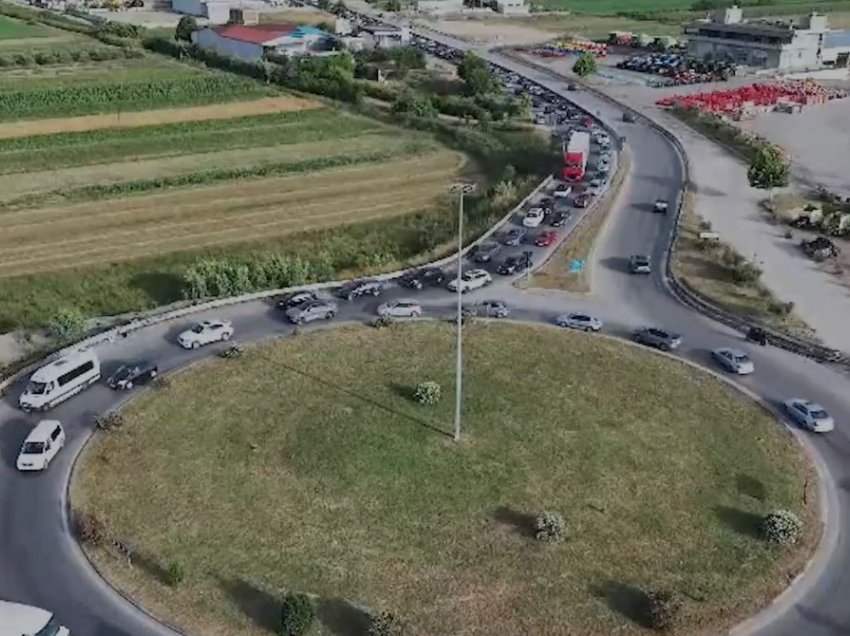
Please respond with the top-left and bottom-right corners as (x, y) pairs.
(671, 190), (818, 342)
(0, 151), (463, 277)
(0, 96), (322, 140)
(72, 322), (816, 636)
(530, 152), (631, 293)
(259, 8), (336, 24)
(0, 132), (414, 200)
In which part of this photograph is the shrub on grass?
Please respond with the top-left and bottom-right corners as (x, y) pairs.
(644, 588), (682, 630)
(94, 412), (125, 432)
(731, 261), (762, 285)
(760, 509), (803, 546)
(370, 610), (407, 636)
(47, 307), (86, 342)
(414, 381), (441, 405)
(166, 561), (185, 587)
(534, 510), (567, 543)
(75, 511), (107, 546)
(372, 315), (394, 329)
(151, 375), (171, 391)
(279, 593), (314, 636)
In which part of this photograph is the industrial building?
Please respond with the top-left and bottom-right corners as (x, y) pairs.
(685, 6), (850, 71)
(192, 23), (333, 60)
(358, 23), (411, 48)
(171, 0), (266, 23)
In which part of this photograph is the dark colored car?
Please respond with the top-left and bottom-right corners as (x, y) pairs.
(623, 111), (636, 123)
(549, 211), (571, 227)
(276, 290), (317, 311)
(574, 194), (593, 208)
(473, 241), (501, 263)
(497, 253), (533, 275)
(502, 227), (527, 246)
(336, 279), (384, 300)
(107, 360), (158, 390)
(632, 327), (682, 351)
(399, 267), (445, 290)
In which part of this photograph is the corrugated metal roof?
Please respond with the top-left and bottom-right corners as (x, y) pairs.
(825, 30), (850, 49)
(212, 23), (329, 44)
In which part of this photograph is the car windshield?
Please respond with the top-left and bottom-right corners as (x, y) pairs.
(22, 441), (45, 455)
(810, 408), (830, 420)
(35, 616), (62, 636)
(733, 354), (750, 364)
(27, 381), (49, 395)
(191, 325), (205, 333)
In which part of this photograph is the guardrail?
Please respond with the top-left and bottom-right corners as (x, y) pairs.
(497, 50), (850, 369)
(0, 176), (554, 395)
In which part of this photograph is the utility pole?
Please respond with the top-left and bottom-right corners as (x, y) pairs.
(449, 182), (476, 443)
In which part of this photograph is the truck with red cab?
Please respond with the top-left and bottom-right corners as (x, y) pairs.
(563, 131), (590, 181)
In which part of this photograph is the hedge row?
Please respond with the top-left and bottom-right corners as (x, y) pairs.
(0, 46), (143, 67)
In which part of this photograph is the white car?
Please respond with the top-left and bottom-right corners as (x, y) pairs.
(556, 313), (603, 332)
(553, 184), (573, 198)
(447, 269), (493, 293)
(377, 300), (422, 318)
(712, 348), (755, 375)
(784, 399), (835, 433)
(17, 420), (65, 472)
(597, 160), (611, 174)
(178, 319), (234, 349)
(522, 207), (546, 228)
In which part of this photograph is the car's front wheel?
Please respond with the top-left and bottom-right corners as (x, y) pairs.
(150, 370), (158, 379)
(659, 343), (670, 352)
(325, 312), (335, 320)
(192, 341), (200, 349)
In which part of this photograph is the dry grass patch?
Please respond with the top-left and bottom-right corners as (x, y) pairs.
(530, 152), (630, 293)
(73, 322), (816, 636)
(0, 151), (464, 277)
(0, 96), (322, 140)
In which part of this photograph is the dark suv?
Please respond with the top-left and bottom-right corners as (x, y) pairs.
(336, 279), (384, 300)
(399, 267), (445, 290)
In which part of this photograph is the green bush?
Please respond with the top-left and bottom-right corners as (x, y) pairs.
(760, 509), (803, 546)
(94, 412), (125, 432)
(47, 307), (86, 342)
(644, 588), (682, 630)
(731, 261), (762, 285)
(572, 52), (597, 77)
(166, 561), (185, 587)
(370, 610), (407, 636)
(414, 381), (441, 405)
(181, 255), (328, 300)
(534, 510), (567, 543)
(372, 315), (395, 329)
(279, 593), (314, 636)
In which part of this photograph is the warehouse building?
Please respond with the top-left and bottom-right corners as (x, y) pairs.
(358, 23), (411, 48)
(685, 7), (850, 71)
(193, 23), (333, 60)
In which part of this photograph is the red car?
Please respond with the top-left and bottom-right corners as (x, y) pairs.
(535, 230), (558, 247)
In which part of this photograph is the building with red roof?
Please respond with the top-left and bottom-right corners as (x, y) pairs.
(193, 22), (333, 61)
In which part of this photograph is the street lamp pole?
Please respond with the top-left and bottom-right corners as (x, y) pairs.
(450, 182), (475, 443)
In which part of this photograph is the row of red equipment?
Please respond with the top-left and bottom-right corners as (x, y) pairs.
(656, 81), (848, 116)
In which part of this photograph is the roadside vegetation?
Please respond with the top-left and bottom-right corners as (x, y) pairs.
(73, 322), (816, 636)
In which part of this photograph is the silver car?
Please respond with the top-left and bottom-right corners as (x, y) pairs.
(556, 313), (603, 332)
(474, 300), (510, 318)
(377, 300), (422, 318)
(285, 299), (337, 324)
(712, 348), (754, 375)
(632, 327), (681, 351)
(629, 254), (651, 274)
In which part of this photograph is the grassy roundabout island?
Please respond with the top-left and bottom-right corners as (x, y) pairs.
(72, 322), (816, 636)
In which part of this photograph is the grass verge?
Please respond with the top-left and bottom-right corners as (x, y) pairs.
(0, 14), (51, 39)
(529, 151), (630, 293)
(72, 322), (816, 636)
(671, 189), (818, 342)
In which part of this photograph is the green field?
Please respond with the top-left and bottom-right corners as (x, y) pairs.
(0, 14), (51, 39)
(73, 323), (815, 636)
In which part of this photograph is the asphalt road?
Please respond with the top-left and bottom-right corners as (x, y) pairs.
(0, 34), (849, 636)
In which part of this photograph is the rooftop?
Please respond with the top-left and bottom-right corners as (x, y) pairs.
(212, 23), (329, 44)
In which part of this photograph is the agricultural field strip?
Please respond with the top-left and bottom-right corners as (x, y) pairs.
(0, 96), (322, 140)
(0, 150), (462, 229)
(0, 184), (454, 277)
(0, 117), (388, 175)
(0, 58), (201, 88)
(0, 132), (416, 199)
(0, 153), (460, 267)
(0, 153), (458, 243)
(0, 35), (75, 47)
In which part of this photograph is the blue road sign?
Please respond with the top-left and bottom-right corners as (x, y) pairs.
(569, 259), (585, 273)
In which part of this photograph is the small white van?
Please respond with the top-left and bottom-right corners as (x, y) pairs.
(0, 599), (70, 635)
(19, 351), (100, 413)
(17, 420), (65, 472)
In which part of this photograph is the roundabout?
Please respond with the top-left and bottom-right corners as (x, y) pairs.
(0, 23), (848, 636)
(73, 322), (815, 636)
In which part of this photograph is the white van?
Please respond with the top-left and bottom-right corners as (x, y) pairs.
(19, 351), (100, 413)
(0, 600), (70, 635)
(17, 420), (65, 472)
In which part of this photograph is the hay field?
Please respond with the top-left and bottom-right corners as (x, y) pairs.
(0, 151), (463, 278)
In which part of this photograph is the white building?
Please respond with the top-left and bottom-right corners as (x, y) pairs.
(495, 0), (528, 14)
(171, 0), (264, 22)
(193, 24), (333, 60)
(358, 23), (410, 48)
(415, 0), (463, 14)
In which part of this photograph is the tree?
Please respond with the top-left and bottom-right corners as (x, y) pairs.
(279, 593), (314, 636)
(47, 307), (86, 343)
(457, 51), (499, 96)
(392, 89), (438, 119)
(572, 52), (597, 77)
(747, 144), (790, 207)
(174, 15), (197, 43)
(760, 509), (803, 546)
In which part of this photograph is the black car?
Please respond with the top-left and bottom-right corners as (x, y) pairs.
(107, 360), (158, 390)
(276, 290), (317, 311)
(473, 242), (501, 263)
(502, 227), (527, 246)
(399, 267), (445, 290)
(549, 211), (571, 227)
(497, 253), (533, 275)
(336, 279), (384, 300)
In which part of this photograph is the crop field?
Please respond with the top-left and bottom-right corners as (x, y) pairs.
(0, 14), (51, 39)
